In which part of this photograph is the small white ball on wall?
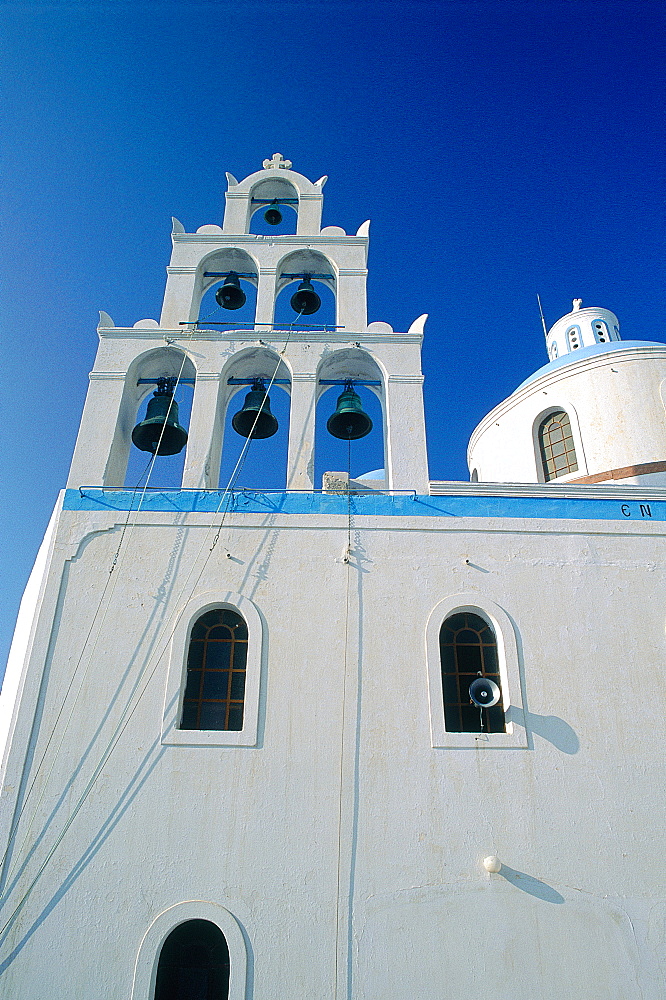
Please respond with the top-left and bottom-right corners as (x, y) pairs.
(483, 855), (502, 873)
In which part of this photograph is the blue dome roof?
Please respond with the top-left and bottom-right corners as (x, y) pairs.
(516, 340), (666, 391)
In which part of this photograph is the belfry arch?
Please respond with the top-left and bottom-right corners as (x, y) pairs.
(215, 346), (292, 491)
(119, 347), (196, 488)
(275, 248), (337, 329)
(195, 247), (260, 328)
(315, 347), (386, 483)
(247, 174), (300, 234)
(223, 153), (325, 237)
(68, 343), (196, 489)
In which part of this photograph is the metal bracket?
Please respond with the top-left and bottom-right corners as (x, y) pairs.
(138, 378), (195, 385)
(319, 379), (382, 386)
(281, 272), (334, 280)
(251, 198), (299, 205)
(227, 378), (291, 386)
(203, 272), (257, 279)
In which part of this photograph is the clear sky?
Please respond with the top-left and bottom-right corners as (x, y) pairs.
(1, 0), (664, 671)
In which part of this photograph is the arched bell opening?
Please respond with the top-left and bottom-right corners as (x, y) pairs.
(196, 249), (259, 332)
(197, 278), (258, 331)
(217, 347), (292, 492)
(247, 177), (299, 235)
(107, 347), (196, 489)
(251, 201), (298, 236)
(274, 250), (337, 331)
(124, 378), (194, 490)
(315, 385), (384, 488)
(220, 384), (291, 491)
(315, 348), (387, 490)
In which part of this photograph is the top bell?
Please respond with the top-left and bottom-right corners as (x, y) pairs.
(264, 200), (283, 226)
(326, 384), (373, 440)
(290, 277), (321, 316)
(215, 273), (246, 310)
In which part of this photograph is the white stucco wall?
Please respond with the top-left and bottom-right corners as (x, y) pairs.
(0, 492), (665, 998)
(0, 496), (61, 771)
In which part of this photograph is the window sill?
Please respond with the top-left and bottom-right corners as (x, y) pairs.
(431, 723), (528, 749)
(161, 726), (257, 748)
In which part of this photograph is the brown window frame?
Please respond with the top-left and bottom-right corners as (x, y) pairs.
(180, 609), (248, 732)
(439, 612), (505, 734)
(538, 410), (578, 481)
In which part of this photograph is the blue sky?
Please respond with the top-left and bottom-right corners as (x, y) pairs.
(2, 0), (664, 669)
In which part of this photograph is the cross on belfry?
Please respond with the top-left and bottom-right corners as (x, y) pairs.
(263, 153), (292, 170)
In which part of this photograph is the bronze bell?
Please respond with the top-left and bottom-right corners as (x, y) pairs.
(290, 277), (321, 315)
(326, 384), (373, 440)
(132, 379), (188, 456)
(264, 200), (283, 225)
(231, 381), (279, 439)
(215, 272), (246, 310)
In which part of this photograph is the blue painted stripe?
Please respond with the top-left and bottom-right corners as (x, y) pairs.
(63, 489), (665, 523)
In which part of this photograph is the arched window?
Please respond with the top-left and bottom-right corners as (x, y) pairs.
(154, 919), (230, 1000)
(593, 319), (610, 343)
(439, 612), (505, 733)
(565, 325), (581, 351)
(180, 609), (248, 731)
(538, 410), (578, 481)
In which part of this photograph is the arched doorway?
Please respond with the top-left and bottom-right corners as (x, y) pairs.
(154, 919), (230, 1000)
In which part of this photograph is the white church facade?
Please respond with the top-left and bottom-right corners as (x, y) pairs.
(1, 156), (665, 998)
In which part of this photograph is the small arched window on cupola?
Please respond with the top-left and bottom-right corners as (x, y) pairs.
(439, 612), (505, 733)
(538, 410), (578, 481)
(566, 325), (581, 351)
(154, 919), (230, 1000)
(180, 609), (248, 731)
(593, 319), (610, 343)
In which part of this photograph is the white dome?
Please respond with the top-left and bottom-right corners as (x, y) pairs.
(468, 328), (666, 487)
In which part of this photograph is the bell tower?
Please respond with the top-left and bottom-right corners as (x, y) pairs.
(0, 157), (432, 999)
(67, 154), (429, 495)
